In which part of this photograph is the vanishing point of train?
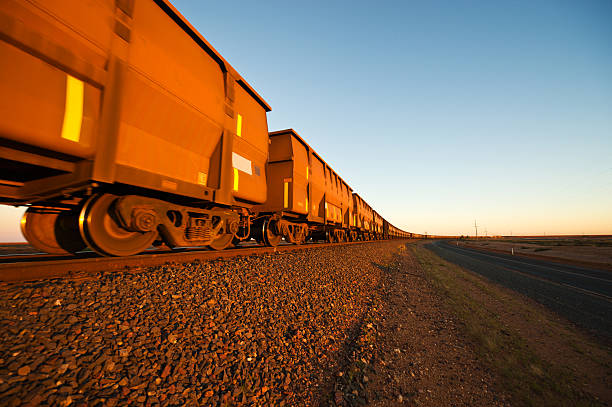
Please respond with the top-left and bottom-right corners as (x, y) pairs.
(0, 0), (413, 257)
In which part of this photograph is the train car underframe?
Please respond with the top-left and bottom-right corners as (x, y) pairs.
(15, 179), (251, 256)
(15, 179), (395, 257)
(250, 212), (355, 247)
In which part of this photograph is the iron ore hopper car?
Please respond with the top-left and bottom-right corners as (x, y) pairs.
(0, 0), (411, 256)
(253, 129), (356, 245)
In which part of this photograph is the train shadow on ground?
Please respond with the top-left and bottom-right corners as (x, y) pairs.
(313, 252), (405, 405)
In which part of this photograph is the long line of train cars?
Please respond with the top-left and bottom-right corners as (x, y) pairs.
(0, 0), (413, 256)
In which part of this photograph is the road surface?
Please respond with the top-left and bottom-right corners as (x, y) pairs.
(426, 240), (612, 340)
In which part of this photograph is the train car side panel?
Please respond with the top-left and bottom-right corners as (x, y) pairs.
(0, 0), (111, 160)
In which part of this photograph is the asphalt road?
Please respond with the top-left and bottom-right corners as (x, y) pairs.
(426, 240), (612, 340)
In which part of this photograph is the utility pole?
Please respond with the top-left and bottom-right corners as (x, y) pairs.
(474, 220), (479, 239)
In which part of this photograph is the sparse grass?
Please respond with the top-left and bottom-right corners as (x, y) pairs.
(410, 244), (607, 407)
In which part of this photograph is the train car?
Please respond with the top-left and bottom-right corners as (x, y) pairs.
(0, 1), (416, 255)
(389, 223), (400, 239)
(251, 129), (354, 245)
(373, 211), (383, 240)
(351, 194), (364, 240)
(0, 0), (271, 255)
(352, 194), (375, 240)
(364, 200), (375, 240)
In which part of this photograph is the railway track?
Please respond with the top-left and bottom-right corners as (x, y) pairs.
(0, 240), (400, 283)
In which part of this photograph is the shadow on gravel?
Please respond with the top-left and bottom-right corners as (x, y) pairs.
(314, 256), (400, 406)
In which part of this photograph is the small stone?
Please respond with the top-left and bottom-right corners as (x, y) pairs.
(167, 334), (177, 344)
(161, 364), (171, 379)
(363, 375), (369, 383)
(59, 386), (73, 394)
(17, 366), (30, 376)
(119, 377), (128, 387)
(119, 348), (129, 357)
(397, 394), (403, 403)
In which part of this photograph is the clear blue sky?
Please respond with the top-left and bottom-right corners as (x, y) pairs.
(1, 0), (611, 240)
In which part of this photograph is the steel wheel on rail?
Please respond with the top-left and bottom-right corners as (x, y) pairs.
(208, 233), (234, 251)
(262, 217), (282, 247)
(79, 194), (158, 256)
(21, 207), (86, 254)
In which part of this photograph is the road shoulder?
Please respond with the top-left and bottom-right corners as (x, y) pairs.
(326, 243), (508, 406)
(416, 242), (611, 406)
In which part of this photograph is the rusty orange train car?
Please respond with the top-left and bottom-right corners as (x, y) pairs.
(0, 0), (411, 256)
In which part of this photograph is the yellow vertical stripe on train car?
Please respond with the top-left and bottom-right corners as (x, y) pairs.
(306, 166), (309, 180)
(60, 75), (84, 142)
(236, 114), (242, 137)
(283, 182), (288, 208)
(233, 168), (239, 191)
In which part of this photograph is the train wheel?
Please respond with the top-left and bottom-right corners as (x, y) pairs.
(79, 194), (157, 256)
(262, 218), (282, 247)
(21, 208), (86, 254)
(208, 233), (234, 250)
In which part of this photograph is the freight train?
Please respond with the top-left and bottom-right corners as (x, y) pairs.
(0, 0), (412, 256)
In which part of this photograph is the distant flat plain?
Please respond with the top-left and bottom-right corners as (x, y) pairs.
(457, 236), (612, 271)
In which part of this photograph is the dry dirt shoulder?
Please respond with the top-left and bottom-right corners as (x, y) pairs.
(328, 241), (611, 406)
(326, 243), (508, 406)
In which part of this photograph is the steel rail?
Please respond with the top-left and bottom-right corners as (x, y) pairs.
(0, 239), (412, 283)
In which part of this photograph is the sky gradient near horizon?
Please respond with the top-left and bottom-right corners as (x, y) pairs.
(0, 0), (611, 241)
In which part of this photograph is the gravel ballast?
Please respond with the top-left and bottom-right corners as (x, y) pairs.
(0, 241), (504, 406)
(0, 242), (401, 406)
